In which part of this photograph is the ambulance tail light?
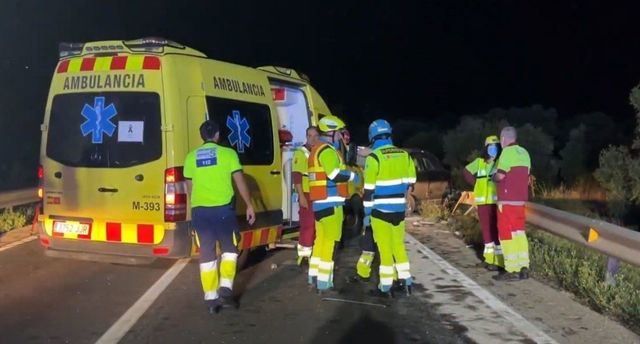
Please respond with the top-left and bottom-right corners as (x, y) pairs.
(153, 246), (170, 256)
(37, 165), (44, 199)
(165, 167), (187, 222)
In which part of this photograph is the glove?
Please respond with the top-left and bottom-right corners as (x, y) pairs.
(363, 215), (371, 227)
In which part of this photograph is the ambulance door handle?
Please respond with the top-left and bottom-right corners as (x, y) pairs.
(270, 170), (281, 175)
(54, 172), (62, 179)
(98, 187), (119, 193)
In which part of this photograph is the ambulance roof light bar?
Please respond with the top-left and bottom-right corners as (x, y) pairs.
(59, 42), (85, 58)
(123, 37), (186, 52)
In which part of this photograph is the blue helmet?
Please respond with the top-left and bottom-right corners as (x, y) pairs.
(368, 119), (392, 142)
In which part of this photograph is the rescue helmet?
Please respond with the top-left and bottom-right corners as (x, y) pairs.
(318, 115), (346, 133)
(368, 119), (392, 142)
(485, 135), (500, 146)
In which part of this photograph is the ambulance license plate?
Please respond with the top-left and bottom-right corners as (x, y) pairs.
(53, 222), (90, 235)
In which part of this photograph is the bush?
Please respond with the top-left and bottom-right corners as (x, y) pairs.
(0, 209), (27, 233)
(529, 230), (640, 333)
(447, 214), (483, 247)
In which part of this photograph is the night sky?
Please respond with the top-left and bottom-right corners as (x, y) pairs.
(2, 0), (640, 143)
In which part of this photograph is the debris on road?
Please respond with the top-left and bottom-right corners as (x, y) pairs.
(321, 297), (387, 308)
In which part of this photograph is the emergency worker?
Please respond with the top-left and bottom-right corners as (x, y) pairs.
(463, 135), (504, 271)
(292, 126), (320, 265)
(307, 115), (358, 292)
(363, 119), (416, 297)
(492, 126), (531, 281)
(184, 120), (256, 314)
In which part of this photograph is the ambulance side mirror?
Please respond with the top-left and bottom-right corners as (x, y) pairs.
(278, 129), (293, 146)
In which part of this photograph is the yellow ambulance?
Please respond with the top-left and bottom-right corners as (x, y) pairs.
(37, 38), (362, 260)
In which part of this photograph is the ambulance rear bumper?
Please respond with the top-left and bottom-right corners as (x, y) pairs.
(37, 221), (192, 260)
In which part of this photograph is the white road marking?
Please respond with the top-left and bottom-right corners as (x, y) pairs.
(96, 258), (190, 344)
(0, 235), (37, 252)
(406, 233), (558, 344)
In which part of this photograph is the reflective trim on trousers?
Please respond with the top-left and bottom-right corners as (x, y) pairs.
(297, 244), (313, 257)
(395, 262), (411, 279)
(200, 260), (217, 272)
(319, 261), (333, 270)
(380, 277), (394, 286)
(317, 272), (331, 282)
(220, 278), (233, 289)
(221, 252), (238, 261)
(204, 291), (219, 300)
(379, 265), (394, 274)
(309, 257), (320, 277)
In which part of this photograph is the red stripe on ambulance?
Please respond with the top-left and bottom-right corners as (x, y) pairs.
(106, 222), (122, 242)
(137, 224), (154, 244)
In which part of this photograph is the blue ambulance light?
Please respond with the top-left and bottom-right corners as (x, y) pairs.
(59, 42), (85, 58)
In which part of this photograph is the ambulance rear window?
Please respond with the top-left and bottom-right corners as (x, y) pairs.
(46, 92), (162, 168)
(206, 97), (274, 165)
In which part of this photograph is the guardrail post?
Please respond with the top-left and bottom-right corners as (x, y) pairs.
(605, 256), (620, 286)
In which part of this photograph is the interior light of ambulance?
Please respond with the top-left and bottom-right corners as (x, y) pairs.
(272, 88), (286, 102)
(164, 167), (187, 222)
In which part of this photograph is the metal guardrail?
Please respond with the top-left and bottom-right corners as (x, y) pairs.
(0, 188), (40, 210)
(525, 202), (640, 267)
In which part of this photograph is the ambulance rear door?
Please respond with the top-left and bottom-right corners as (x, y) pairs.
(268, 81), (313, 223)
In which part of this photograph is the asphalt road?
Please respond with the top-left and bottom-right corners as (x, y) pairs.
(0, 222), (636, 344)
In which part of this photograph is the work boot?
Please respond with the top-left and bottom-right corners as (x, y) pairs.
(206, 299), (222, 315)
(369, 288), (394, 299)
(220, 295), (239, 310)
(491, 271), (520, 282)
(346, 274), (369, 285)
(476, 261), (500, 271)
(397, 278), (413, 296)
(519, 267), (530, 280)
